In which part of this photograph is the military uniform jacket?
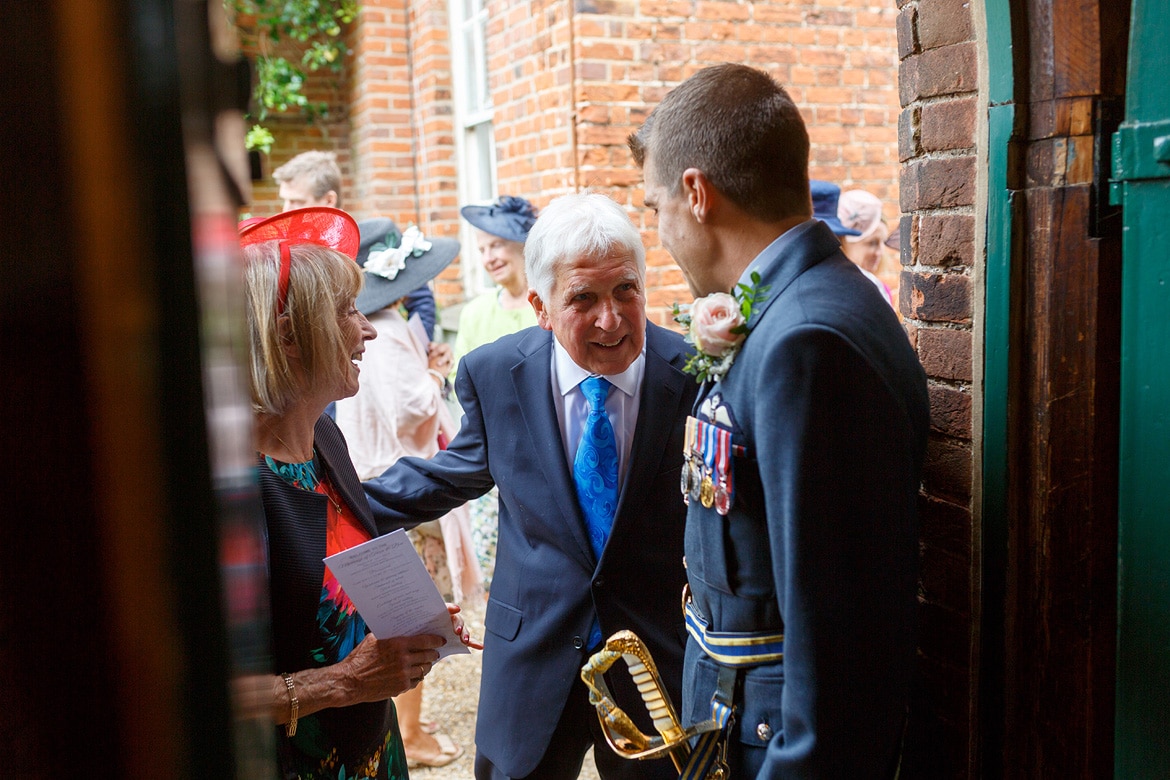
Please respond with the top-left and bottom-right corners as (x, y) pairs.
(682, 219), (930, 777)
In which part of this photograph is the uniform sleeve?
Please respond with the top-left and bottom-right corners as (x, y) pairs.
(755, 325), (919, 777)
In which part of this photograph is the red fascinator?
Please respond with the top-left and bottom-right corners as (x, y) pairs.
(238, 207), (360, 317)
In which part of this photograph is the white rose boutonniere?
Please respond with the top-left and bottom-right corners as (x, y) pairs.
(672, 271), (770, 383)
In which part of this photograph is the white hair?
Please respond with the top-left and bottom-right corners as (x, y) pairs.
(524, 192), (646, 300)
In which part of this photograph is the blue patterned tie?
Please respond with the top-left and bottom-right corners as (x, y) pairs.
(574, 376), (619, 649)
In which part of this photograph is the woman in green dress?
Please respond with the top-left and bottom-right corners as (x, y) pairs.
(452, 196), (539, 593)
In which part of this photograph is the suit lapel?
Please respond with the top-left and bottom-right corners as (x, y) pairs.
(314, 415), (378, 537)
(510, 330), (597, 569)
(616, 325), (688, 522)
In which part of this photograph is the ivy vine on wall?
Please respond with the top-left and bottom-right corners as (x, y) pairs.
(228, 0), (359, 153)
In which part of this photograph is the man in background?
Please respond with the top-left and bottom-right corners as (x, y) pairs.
(272, 150), (437, 339)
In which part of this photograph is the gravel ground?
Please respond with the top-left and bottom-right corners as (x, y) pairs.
(412, 598), (600, 780)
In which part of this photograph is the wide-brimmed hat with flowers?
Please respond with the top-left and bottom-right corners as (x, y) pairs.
(354, 217), (460, 315)
(810, 180), (861, 237)
(238, 207), (361, 317)
(459, 195), (538, 243)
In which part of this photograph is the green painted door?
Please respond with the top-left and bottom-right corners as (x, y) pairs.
(1113, 0), (1170, 774)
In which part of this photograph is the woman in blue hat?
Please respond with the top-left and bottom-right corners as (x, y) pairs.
(452, 195), (539, 371)
(811, 180), (893, 306)
(452, 195), (539, 594)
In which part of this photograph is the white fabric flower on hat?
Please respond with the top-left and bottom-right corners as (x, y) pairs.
(364, 225), (433, 280)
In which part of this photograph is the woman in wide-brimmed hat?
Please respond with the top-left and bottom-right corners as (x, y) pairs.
(237, 207), (477, 779)
(333, 218), (480, 769)
(452, 195), (539, 372)
(836, 188), (900, 311)
(450, 195), (539, 596)
(812, 180), (895, 308)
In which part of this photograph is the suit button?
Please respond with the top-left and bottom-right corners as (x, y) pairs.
(756, 722), (773, 742)
(572, 636), (584, 650)
(594, 577), (605, 588)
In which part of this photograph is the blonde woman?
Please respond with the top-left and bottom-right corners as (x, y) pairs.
(236, 208), (477, 779)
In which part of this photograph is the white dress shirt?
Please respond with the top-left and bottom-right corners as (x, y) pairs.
(550, 338), (645, 493)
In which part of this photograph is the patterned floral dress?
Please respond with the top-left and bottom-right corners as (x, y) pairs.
(266, 454), (410, 780)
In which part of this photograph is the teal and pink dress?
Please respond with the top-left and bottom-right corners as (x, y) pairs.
(258, 415), (409, 780)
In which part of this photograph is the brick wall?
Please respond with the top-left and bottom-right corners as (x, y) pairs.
(346, 3), (416, 219)
(237, 12), (353, 217)
(244, 1), (468, 297)
(245, 1), (904, 316)
(486, 0), (905, 324)
(488, 0), (578, 199)
(895, 0), (978, 775)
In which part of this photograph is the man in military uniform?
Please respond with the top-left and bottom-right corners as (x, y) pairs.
(629, 63), (930, 777)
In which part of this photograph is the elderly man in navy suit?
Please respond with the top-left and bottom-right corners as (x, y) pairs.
(630, 64), (930, 777)
(364, 191), (696, 779)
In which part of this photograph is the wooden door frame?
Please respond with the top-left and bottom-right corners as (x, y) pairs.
(980, 0), (1126, 776)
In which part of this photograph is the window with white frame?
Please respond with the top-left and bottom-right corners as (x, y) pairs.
(450, 0), (497, 295)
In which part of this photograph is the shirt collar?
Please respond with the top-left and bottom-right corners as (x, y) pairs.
(737, 218), (818, 288)
(552, 336), (645, 399)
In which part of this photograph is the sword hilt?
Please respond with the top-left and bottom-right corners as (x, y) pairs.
(581, 630), (704, 770)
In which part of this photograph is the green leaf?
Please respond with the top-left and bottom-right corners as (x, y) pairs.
(229, 0), (354, 123)
(245, 124), (276, 153)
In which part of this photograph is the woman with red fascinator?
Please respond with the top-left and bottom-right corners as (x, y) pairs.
(235, 208), (479, 779)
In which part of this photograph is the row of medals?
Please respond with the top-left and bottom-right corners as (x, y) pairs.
(681, 416), (732, 515)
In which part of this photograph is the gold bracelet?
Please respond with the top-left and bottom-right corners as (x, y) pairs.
(281, 673), (299, 737)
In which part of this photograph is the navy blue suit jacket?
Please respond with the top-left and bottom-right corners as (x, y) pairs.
(682, 220), (929, 777)
(364, 321), (697, 777)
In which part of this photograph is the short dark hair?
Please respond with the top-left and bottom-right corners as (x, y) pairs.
(629, 64), (810, 222)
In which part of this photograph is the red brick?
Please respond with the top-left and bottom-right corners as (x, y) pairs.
(918, 0), (974, 50)
(896, 4), (919, 60)
(907, 271), (972, 324)
(928, 383), (973, 438)
(917, 214), (975, 268)
(578, 61), (607, 80)
(917, 326), (973, 383)
(921, 96), (978, 152)
(576, 0), (636, 15)
(899, 54), (920, 107)
(904, 319), (919, 350)
(917, 41), (978, 99)
(696, 1), (750, 21)
(920, 544), (970, 613)
(896, 216), (914, 266)
(920, 492), (974, 560)
(754, 6), (804, 24)
(922, 433), (974, 501)
(806, 9), (852, 27)
(900, 156), (976, 211)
